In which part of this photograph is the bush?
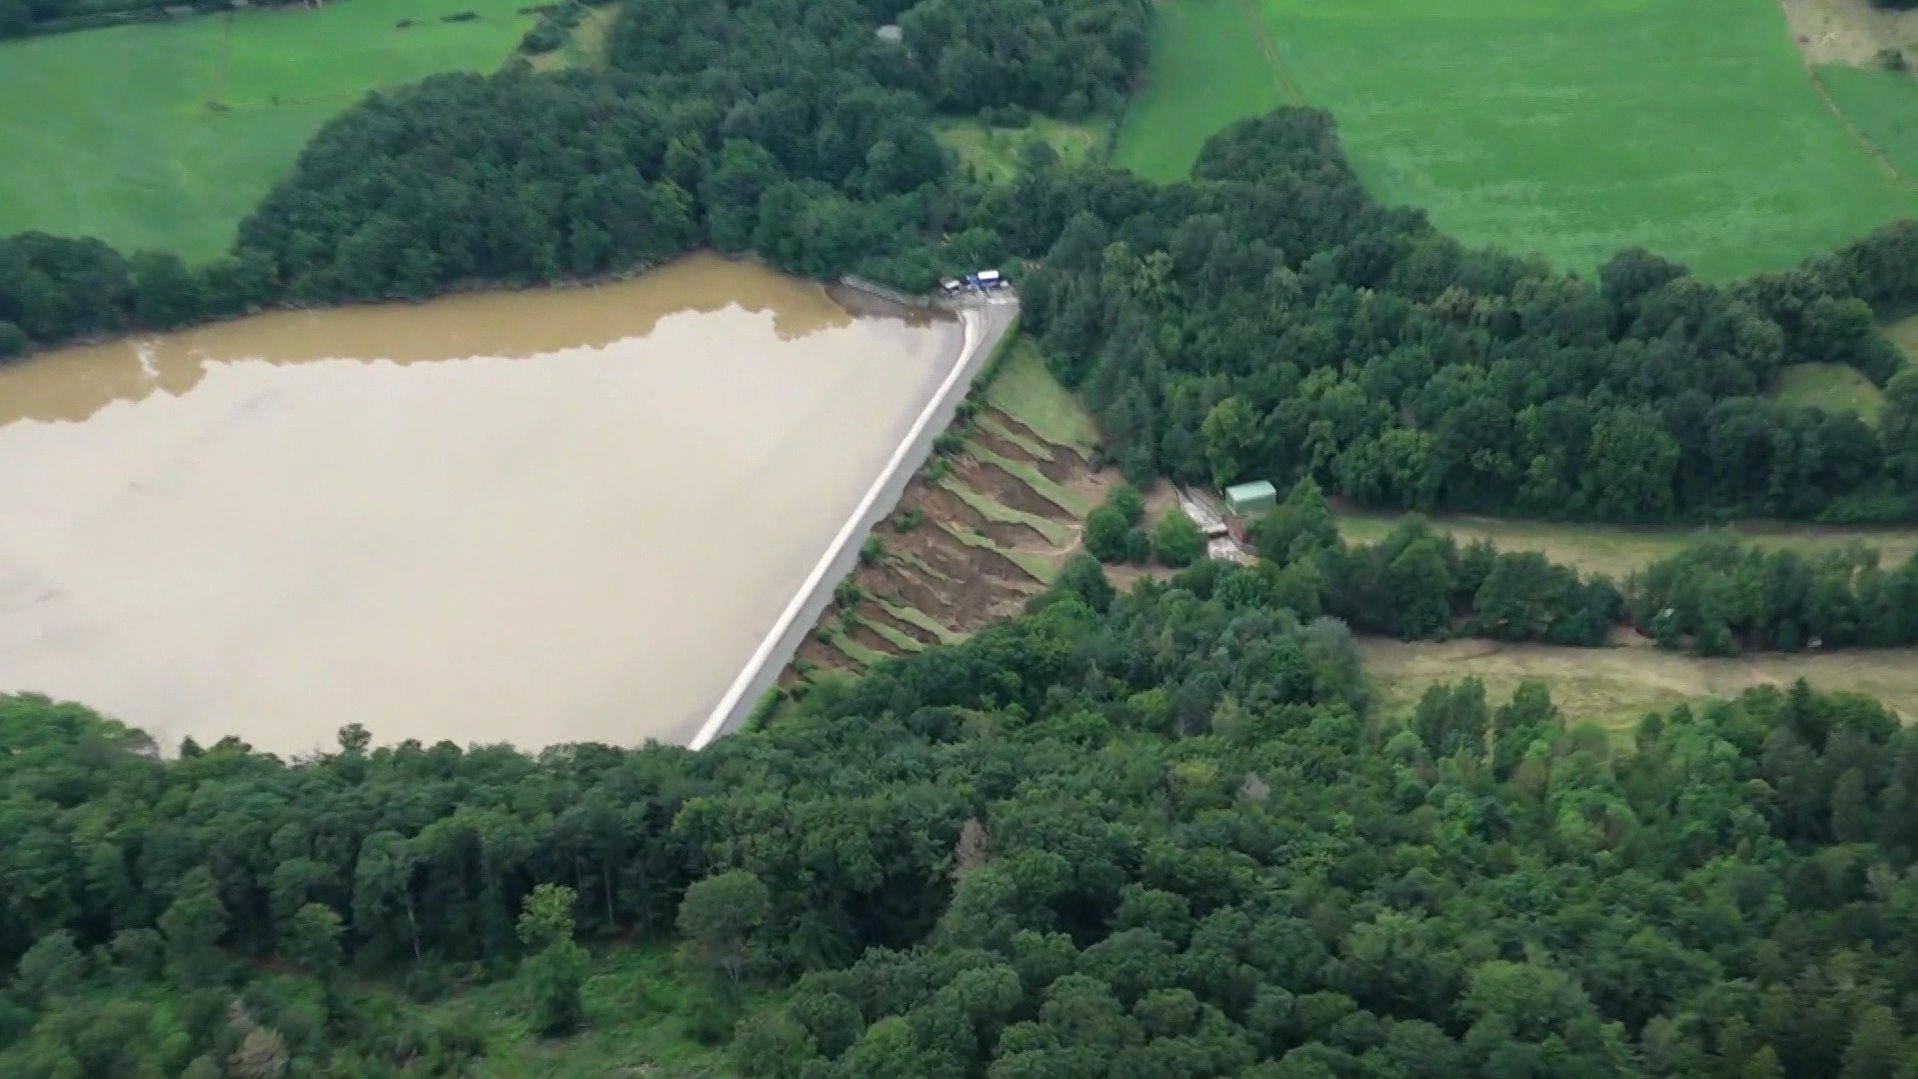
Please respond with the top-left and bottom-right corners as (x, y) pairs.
(1083, 505), (1130, 562)
(1152, 512), (1205, 568)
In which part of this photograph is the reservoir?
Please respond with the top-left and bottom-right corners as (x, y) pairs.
(0, 255), (962, 754)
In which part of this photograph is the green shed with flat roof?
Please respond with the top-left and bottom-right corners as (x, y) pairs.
(1224, 480), (1277, 517)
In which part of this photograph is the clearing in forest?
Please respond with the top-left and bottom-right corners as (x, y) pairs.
(934, 116), (1111, 183)
(1360, 637), (1918, 735)
(1113, 0), (1917, 280)
(0, 0), (535, 261)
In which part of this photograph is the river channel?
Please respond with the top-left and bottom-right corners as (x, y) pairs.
(0, 254), (962, 754)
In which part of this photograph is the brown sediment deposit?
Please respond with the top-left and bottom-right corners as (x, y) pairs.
(0, 254), (961, 754)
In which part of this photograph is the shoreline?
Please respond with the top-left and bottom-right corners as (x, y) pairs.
(688, 296), (1019, 749)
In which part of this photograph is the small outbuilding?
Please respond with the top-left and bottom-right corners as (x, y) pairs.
(1224, 480), (1277, 517)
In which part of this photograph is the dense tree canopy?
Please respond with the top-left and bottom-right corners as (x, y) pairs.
(5, 559), (1918, 1074)
(4, 1), (1918, 1074)
(1017, 112), (1918, 522)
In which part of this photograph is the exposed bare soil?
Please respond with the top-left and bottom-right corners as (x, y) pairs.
(778, 408), (1121, 689)
(986, 408), (1090, 467)
(1781, 0), (1918, 66)
(971, 417), (1080, 483)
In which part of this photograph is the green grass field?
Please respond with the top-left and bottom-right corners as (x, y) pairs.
(934, 116), (1109, 183)
(1361, 637), (1918, 735)
(1114, 0), (1918, 279)
(1818, 63), (1918, 182)
(1110, 0), (1286, 181)
(1771, 361), (1888, 420)
(985, 337), (1102, 452)
(0, 0), (534, 261)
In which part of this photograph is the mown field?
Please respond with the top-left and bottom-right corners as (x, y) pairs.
(1361, 637), (1918, 735)
(0, 0), (534, 261)
(1113, 0), (1917, 279)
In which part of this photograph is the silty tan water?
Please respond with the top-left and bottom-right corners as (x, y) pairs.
(0, 254), (960, 755)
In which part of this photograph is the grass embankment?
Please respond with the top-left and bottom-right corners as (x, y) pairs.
(1113, 0), (1916, 279)
(984, 337), (1101, 452)
(1361, 637), (1918, 736)
(934, 116), (1110, 182)
(1333, 507), (1918, 580)
(0, 0), (535, 260)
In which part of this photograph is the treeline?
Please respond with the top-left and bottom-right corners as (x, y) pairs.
(1237, 479), (1617, 645)
(1630, 538), (1918, 655)
(1193, 477), (1918, 656)
(7, 560), (1918, 1074)
(1018, 111), (1918, 522)
(0, 0), (1150, 350)
(0, 0), (224, 39)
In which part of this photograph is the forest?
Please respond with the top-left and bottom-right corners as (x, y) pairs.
(6, 558), (1918, 1075)
(6, 0), (1918, 1072)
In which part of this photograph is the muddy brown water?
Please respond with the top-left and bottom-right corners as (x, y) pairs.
(0, 254), (961, 755)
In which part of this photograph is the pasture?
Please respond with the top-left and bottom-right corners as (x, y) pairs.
(0, 0), (534, 261)
(1113, 0), (1917, 279)
(1360, 637), (1918, 735)
(1818, 63), (1918, 182)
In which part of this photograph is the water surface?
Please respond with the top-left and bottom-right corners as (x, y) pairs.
(0, 255), (959, 754)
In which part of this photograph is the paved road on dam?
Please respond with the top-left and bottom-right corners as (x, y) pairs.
(690, 295), (1020, 749)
